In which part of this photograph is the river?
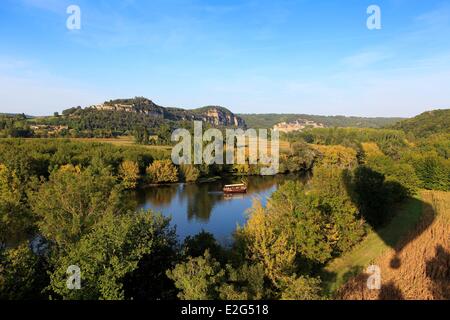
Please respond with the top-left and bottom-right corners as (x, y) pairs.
(134, 174), (309, 244)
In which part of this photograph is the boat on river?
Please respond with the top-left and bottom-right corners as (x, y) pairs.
(223, 183), (247, 194)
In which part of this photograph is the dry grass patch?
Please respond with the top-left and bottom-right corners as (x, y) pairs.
(338, 190), (450, 300)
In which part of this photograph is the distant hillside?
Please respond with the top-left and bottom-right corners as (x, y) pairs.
(35, 97), (245, 133)
(239, 113), (404, 129)
(0, 113), (34, 119)
(392, 109), (450, 138)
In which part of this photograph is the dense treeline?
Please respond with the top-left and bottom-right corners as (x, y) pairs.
(240, 113), (404, 129)
(391, 109), (450, 138)
(34, 109), (171, 139)
(0, 115), (33, 138)
(285, 128), (449, 191)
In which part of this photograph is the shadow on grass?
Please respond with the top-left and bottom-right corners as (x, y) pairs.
(426, 245), (450, 300)
(321, 167), (437, 299)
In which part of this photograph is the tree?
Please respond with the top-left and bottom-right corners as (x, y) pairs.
(167, 251), (225, 300)
(280, 275), (322, 300)
(119, 160), (140, 189)
(146, 160), (178, 184)
(0, 164), (32, 245)
(29, 166), (123, 247)
(236, 200), (297, 287)
(122, 214), (178, 300)
(48, 211), (173, 300)
(366, 154), (420, 197)
(413, 154), (450, 191)
(308, 166), (365, 253)
(0, 244), (47, 300)
(279, 142), (318, 173)
(315, 145), (358, 169)
(218, 263), (267, 300)
(182, 231), (223, 261)
(351, 166), (391, 227)
(268, 181), (334, 265)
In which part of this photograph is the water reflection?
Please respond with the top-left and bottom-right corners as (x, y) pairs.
(134, 174), (308, 243)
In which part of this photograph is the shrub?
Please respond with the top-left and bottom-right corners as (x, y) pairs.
(119, 160), (140, 189)
(179, 164), (200, 182)
(146, 160), (178, 184)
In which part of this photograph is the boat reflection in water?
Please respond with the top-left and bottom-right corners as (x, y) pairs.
(223, 193), (245, 200)
(133, 174), (308, 244)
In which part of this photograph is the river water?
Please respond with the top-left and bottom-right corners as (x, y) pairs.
(134, 174), (308, 244)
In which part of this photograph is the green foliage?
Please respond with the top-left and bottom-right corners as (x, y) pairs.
(168, 251), (272, 300)
(119, 160), (140, 189)
(279, 142), (319, 173)
(0, 164), (33, 244)
(236, 200), (297, 286)
(366, 155), (420, 197)
(308, 166), (365, 253)
(349, 166), (408, 228)
(287, 127), (407, 158)
(29, 166), (124, 247)
(217, 263), (267, 300)
(314, 145), (358, 169)
(182, 231), (223, 261)
(0, 138), (169, 182)
(122, 216), (178, 300)
(0, 244), (47, 300)
(280, 275), (322, 300)
(392, 109), (450, 138)
(146, 160), (179, 184)
(20, 97), (244, 139)
(239, 114), (403, 129)
(0, 115), (33, 138)
(48, 211), (171, 300)
(414, 154), (450, 191)
(167, 251), (225, 300)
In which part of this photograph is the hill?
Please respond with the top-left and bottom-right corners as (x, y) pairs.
(239, 113), (404, 129)
(392, 109), (450, 138)
(33, 97), (245, 134)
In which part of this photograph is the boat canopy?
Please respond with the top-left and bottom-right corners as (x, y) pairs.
(224, 183), (246, 187)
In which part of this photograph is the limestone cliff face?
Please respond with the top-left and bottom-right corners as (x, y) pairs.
(91, 98), (246, 128)
(199, 107), (246, 127)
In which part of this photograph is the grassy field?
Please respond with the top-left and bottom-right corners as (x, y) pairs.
(17, 136), (173, 151)
(330, 190), (450, 299)
(322, 194), (425, 295)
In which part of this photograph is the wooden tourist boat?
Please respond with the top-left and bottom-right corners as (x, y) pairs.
(223, 183), (247, 194)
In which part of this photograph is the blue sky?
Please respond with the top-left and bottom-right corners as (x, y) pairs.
(1, 0), (450, 117)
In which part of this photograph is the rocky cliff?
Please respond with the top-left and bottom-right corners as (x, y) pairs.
(90, 98), (245, 128)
